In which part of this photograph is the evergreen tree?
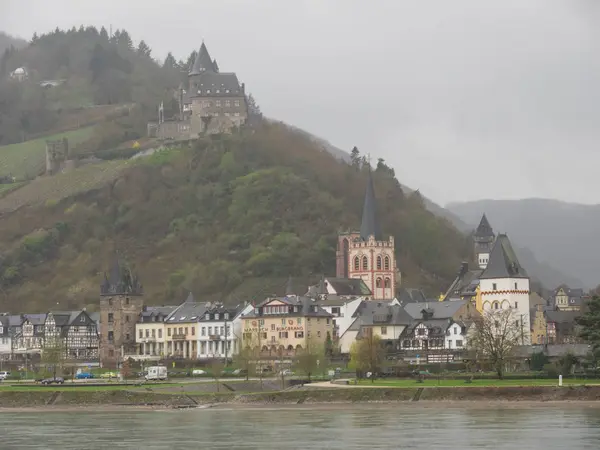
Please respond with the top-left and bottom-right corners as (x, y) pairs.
(186, 50), (197, 71)
(137, 40), (151, 58)
(163, 52), (177, 69)
(576, 296), (600, 351)
(31, 32), (39, 44)
(117, 30), (133, 50)
(99, 27), (109, 41)
(350, 146), (360, 168)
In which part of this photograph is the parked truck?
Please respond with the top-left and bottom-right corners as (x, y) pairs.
(145, 365), (168, 381)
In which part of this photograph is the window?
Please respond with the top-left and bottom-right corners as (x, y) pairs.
(108, 313), (113, 323)
(108, 299), (113, 306)
(109, 349), (114, 357)
(377, 256), (382, 270)
(297, 318), (302, 325)
(271, 324), (275, 331)
(220, 326), (224, 335)
(492, 283), (497, 291)
(224, 313), (229, 320)
(192, 327), (195, 336)
(207, 89), (211, 94)
(326, 318), (330, 325)
(317, 331), (321, 337)
(80, 316), (85, 323)
(281, 318), (286, 325)
(216, 100), (221, 107)
(295, 331), (304, 338)
(145, 329), (149, 338)
(514, 282), (518, 290)
(362, 256), (368, 270)
(384, 256), (390, 271)
(279, 331), (288, 339)
(454, 327), (457, 335)
(493, 302), (499, 310)
(381, 326), (387, 335)
(418, 328), (425, 336)
(225, 100), (231, 107)
(185, 327), (188, 335)
(456, 340), (463, 347)
(208, 327), (213, 335)
(158, 329), (162, 339)
(126, 333), (130, 341)
(259, 319), (264, 326)
(139, 329), (143, 338)
(125, 315), (130, 323)
(126, 297), (130, 305)
(168, 328), (171, 336)
(447, 340), (452, 348)
(205, 313), (210, 320)
(201, 327), (206, 336)
(515, 301), (518, 309)
(376, 277), (382, 288)
(384, 278), (391, 288)
(215, 313), (219, 320)
(225, 89), (230, 94)
(234, 100), (240, 107)
(353, 256), (360, 271)
(271, 336), (276, 343)
(108, 331), (114, 342)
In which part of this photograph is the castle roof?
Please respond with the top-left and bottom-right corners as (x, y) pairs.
(189, 71), (243, 96)
(480, 234), (528, 279)
(190, 42), (217, 74)
(100, 258), (143, 296)
(475, 214), (494, 238)
(360, 170), (382, 241)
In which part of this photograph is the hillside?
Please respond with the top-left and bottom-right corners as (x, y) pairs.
(0, 32), (26, 53)
(448, 199), (593, 289)
(0, 123), (471, 313)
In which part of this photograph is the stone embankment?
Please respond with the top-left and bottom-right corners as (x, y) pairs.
(2, 385), (600, 409)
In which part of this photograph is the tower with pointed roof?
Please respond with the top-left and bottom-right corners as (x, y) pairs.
(185, 41), (247, 135)
(336, 170), (397, 299)
(479, 233), (531, 344)
(474, 213), (495, 269)
(99, 258), (144, 368)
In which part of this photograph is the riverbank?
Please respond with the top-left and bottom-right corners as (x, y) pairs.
(2, 385), (600, 409)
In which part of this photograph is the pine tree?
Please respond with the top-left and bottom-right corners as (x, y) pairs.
(576, 296), (600, 351)
(31, 32), (39, 44)
(99, 27), (109, 41)
(137, 40), (151, 57)
(118, 30), (133, 50)
(163, 52), (177, 69)
(350, 146), (360, 168)
(186, 50), (198, 71)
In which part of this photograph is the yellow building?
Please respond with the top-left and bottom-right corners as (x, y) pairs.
(531, 304), (547, 345)
(242, 296), (333, 356)
(134, 306), (177, 360)
(163, 296), (204, 359)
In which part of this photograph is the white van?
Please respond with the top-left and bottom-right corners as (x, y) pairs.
(145, 366), (167, 381)
(0, 371), (10, 380)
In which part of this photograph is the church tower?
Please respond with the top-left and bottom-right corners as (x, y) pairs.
(474, 214), (495, 269)
(336, 170), (397, 298)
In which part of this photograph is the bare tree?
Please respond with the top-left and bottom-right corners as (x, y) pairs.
(209, 358), (225, 392)
(349, 330), (385, 382)
(468, 309), (522, 379)
(42, 335), (65, 379)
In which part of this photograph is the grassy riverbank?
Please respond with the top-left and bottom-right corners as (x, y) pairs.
(2, 384), (600, 408)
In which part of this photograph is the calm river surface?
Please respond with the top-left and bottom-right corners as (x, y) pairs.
(1, 404), (600, 449)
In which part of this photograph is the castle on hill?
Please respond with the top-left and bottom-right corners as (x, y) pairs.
(148, 42), (248, 139)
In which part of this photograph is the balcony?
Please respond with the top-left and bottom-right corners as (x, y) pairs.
(172, 333), (187, 340)
(209, 334), (221, 341)
(140, 336), (157, 343)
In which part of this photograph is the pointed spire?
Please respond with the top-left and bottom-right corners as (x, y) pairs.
(285, 276), (294, 296)
(360, 169), (382, 241)
(190, 42), (217, 74)
(475, 213), (494, 238)
(213, 58), (219, 72)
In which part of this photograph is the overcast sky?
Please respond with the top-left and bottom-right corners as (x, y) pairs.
(2, 0), (599, 206)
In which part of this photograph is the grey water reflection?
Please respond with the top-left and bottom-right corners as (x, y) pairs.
(1, 404), (600, 449)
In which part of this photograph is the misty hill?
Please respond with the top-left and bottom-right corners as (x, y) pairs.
(0, 123), (471, 313)
(0, 32), (26, 53)
(448, 199), (592, 289)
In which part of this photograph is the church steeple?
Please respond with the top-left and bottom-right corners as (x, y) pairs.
(475, 214), (494, 238)
(474, 213), (496, 270)
(360, 170), (382, 241)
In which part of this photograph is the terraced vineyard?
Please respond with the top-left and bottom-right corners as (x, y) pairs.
(0, 127), (94, 179)
(0, 160), (129, 214)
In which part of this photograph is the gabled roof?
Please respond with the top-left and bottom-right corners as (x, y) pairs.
(245, 296), (332, 318)
(189, 71), (243, 96)
(100, 258), (143, 296)
(480, 234), (528, 279)
(403, 300), (467, 320)
(474, 214), (494, 238)
(165, 294), (208, 323)
(397, 287), (427, 304)
(360, 170), (382, 241)
(352, 301), (412, 326)
(190, 42), (217, 74)
(326, 278), (372, 296)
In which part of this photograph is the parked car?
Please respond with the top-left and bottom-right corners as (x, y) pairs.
(75, 372), (94, 379)
(192, 369), (207, 376)
(231, 369), (248, 376)
(0, 371), (10, 380)
(278, 369), (294, 376)
(41, 377), (64, 385)
(100, 372), (118, 379)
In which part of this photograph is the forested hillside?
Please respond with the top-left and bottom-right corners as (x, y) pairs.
(0, 26), (180, 146)
(0, 32), (26, 53)
(0, 123), (471, 312)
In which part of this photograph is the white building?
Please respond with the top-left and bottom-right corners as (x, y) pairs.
(479, 233), (531, 345)
(197, 303), (252, 359)
(0, 315), (11, 358)
(10, 67), (28, 81)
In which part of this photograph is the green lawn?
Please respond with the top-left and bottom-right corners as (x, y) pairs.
(0, 127), (94, 179)
(357, 378), (600, 387)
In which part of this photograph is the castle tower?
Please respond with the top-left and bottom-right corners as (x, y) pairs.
(474, 214), (495, 269)
(336, 170), (397, 298)
(99, 258), (144, 368)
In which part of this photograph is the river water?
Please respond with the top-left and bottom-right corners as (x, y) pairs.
(1, 404), (600, 449)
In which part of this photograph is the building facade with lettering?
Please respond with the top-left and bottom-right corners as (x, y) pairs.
(241, 296), (333, 356)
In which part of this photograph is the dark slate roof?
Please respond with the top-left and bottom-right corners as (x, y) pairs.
(166, 294), (208, 323)
(404, 318), (452, 337)
(189, 71), (243, 97)
(325, 278), (372, 296)
(199, 303), (245, 322)
(479, 234), (528, 279)
(352, 301), (413, 326)
(474, 214), (494, 238)
(285, 276), (295, 296)
(359, 170), (382, 241)
(545, 310), (581, 324)
(190, 42), (217, 74)
(140, 306), (178, 323)
(0, 316), (8, 336)
(100, 258), (143, 296)
(89, 312), (100, 325)
(8, 314), (23, 328)
(397, 287), (427, 304)
(24, 314), (46, 326)
(403, 300), (467, 320)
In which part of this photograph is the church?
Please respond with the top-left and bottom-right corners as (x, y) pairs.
(335, 169), (399, 299)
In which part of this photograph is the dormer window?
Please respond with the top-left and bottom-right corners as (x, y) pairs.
(224, 313), (229, 320)
(254, 308), (259, 315)
(205, 313), (210, 320)
(215, 313), (219, 320)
